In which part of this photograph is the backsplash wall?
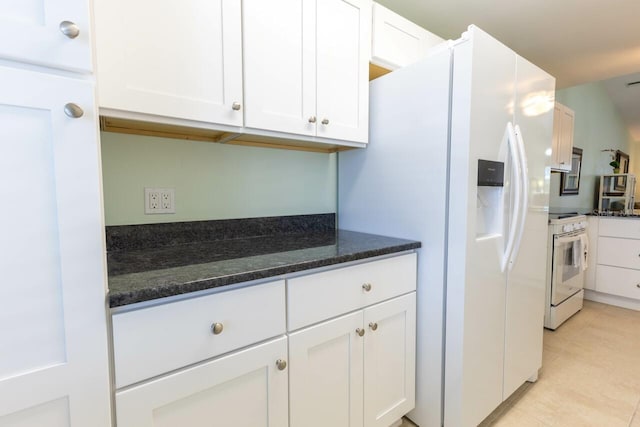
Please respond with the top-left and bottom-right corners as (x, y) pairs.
(100, 132), (337, 226)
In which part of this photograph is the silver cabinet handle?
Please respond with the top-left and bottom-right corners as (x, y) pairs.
(59, 21), (80, 39)
(362, 283), (372, 292)
(211, 322), (224, 335)
(276, 359), (287, 371)
(321, 118), (329, 125)
(369, 322), (378, 331)
(356, 328), (365, 337)
(64, 103), (83, 118)
(308, 116), (317, 123)
(637, 284), (640, 289)
(232, 102), (241, 111)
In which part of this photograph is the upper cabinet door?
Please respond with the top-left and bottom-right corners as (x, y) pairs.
(550, 102), (574, 171)
(0, 66), (110, 426)
(94, 0), (243, 126)
(0, 0), (92, 72)
(316, 0), (371, 143)
(243, 0), (316, 136)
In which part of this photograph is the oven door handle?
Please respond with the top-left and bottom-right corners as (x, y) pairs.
(554, 234), (584, 245)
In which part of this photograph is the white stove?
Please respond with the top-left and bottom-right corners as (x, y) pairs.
(544, 213), (588, 329)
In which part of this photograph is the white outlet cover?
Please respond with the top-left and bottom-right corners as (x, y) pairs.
(145, 188), (175, 214)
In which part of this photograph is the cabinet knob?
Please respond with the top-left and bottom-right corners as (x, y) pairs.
(232, 102), (241, 111)
(321, 118), (329, 125)
(59, 21), (80, 39)
(362, 283), (372, 292)
(211, 322), (224, 335)
(64, 103), (84, 118)
(356, 328), (365, 337)
(636, 284), (640, 289)
(276, 359), (287, 371)
(369, 322), (378, 331)
(308, 116), (317, 123)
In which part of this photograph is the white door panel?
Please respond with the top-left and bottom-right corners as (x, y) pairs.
(116, 337), (288, 427)
(289, 311), (364, 427)
(503, 56), (554, 398)
(446, 26), (516, 427)
(243, 0), (315, 136)
(95, 0), (243, 125)
(0, 67), (110, 425)
(0, 0), (91, 72)
(364, 293), (416, 427)
(316, 0), (370, 142)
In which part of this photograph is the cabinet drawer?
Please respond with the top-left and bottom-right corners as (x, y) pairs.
(596, 265), (640, 300)
(112, 280), (286, 388)
(287, 253), (417, 330)
(597, 237), (640, 270)
(598, 218), (640, 239)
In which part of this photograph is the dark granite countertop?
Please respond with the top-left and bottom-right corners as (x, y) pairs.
(107, 216), (420, 308)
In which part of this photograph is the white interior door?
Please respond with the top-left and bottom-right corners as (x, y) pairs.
(242, 0), (316, 136)
(503, 55), (554, 399)
(289, 311), (364, 427)
(363, 293), (416, 427)
(316, 0), (370, 143)
(0, 66), (110, 426)
(0, 0), (91, 72)
(94, 0), (243, 125)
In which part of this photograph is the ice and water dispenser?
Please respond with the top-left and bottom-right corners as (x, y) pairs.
(476, 159), (504, 239)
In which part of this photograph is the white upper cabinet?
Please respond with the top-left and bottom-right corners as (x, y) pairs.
(94, 0), (243, 126)
(0, 0), (92, 72)
(551, 102), (575, 171)
(244, 0), (371, 143)
(371, 2), (444, 70)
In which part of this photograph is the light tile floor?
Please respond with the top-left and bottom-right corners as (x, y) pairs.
(400, 301), (640, 427)
(479, 300), (640, 427)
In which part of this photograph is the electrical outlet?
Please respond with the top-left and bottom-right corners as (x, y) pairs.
(145, 188), (175, 214)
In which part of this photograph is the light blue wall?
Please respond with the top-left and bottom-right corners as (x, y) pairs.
(100, 132), (337, 225)
(549, 81), (634, 212)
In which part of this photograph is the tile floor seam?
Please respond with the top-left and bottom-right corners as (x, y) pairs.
(628, 396), (640, 426)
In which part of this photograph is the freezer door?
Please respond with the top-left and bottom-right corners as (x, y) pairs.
(502, 55), (554, 399)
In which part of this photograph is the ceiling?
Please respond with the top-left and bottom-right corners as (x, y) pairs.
(376, 0), (640, 140)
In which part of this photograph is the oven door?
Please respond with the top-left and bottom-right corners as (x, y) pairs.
(551, 232), (585, 305)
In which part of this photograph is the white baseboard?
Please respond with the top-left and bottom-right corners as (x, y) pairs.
(584, 289), (640, 311)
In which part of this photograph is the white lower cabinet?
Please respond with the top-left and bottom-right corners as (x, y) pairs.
(115, 337), (288, 427)
(289, 292), (416, 427)
(111, 253), (418, 426)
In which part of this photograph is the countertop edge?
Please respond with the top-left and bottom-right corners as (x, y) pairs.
(108, 242), (420, 308)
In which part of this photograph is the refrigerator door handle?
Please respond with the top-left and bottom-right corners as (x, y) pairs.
(509, 124), (529, 269)
(501, 121), (521, 272)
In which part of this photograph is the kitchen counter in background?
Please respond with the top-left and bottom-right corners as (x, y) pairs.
(106, 214), (421, 307)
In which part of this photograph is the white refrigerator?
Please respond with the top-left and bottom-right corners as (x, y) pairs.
(338, 26), (554, 427)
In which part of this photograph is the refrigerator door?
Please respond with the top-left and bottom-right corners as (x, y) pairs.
(502, 56), (554, 399)
(445, 26), (516, 427)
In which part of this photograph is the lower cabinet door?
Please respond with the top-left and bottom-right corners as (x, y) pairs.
(363, 293), (416, 427)
(289, 311), (365, 427)
(115, 337), (288, 427)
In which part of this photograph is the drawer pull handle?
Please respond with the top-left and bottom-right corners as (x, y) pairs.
(321, 118), (329, 125)
(276, 359), (287, 371)
(637, 284), (640, 289)
(232, 102), (241, 111)
(362, 283), (372, 292)
(59, 21), (80, 39)
(356, 328), (365, 337)
(211, 322), (224, 335)
(369, 322), (378, 331)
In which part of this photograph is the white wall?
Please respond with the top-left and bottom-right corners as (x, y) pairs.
(549, 81), (634, 212)
(100, 132), (337, 225)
